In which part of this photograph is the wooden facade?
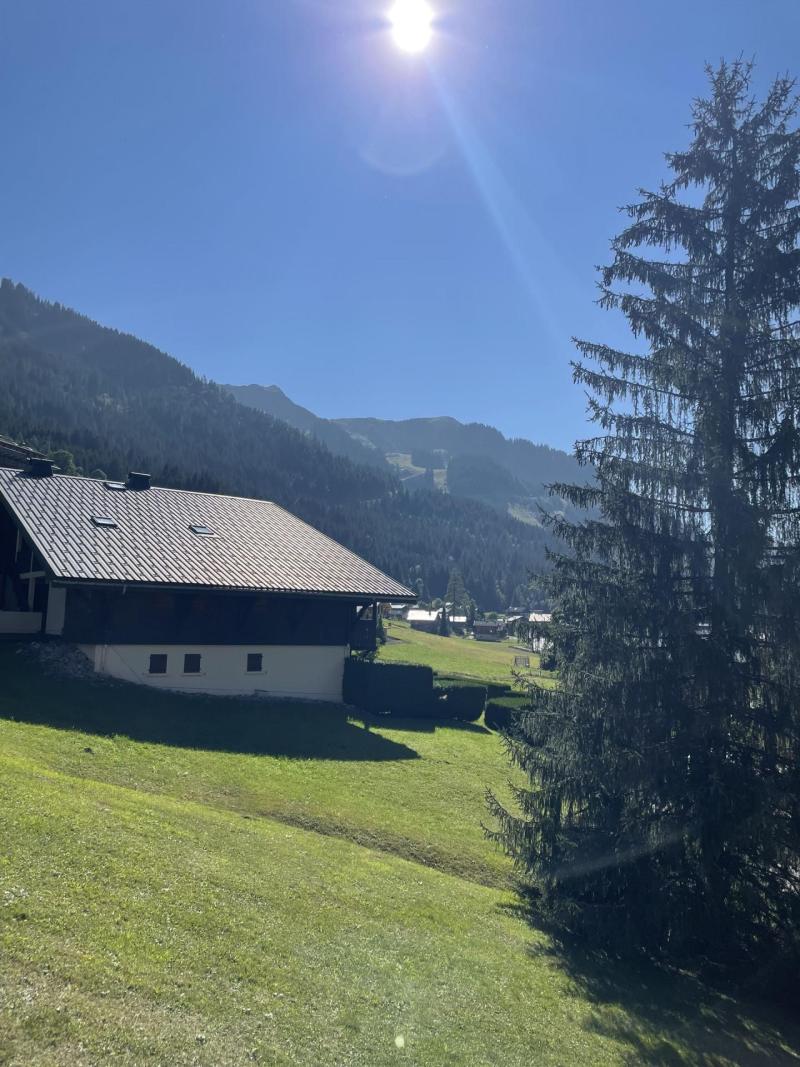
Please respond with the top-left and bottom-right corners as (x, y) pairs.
(60, 586), (377, 650)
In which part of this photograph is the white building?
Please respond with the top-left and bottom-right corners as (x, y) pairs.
(0, 463), (414, 699)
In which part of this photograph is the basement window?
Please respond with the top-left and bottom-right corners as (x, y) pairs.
(246, 653), (263, 673)
(183, 653), (202, 674)
(91, 515), (118, 528)
(189, 524), (214, 537)
(149, 654), (168, 675)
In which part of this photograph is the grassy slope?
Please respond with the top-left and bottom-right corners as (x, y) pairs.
(378, 620), (555, 688)
(1, 647), (798, 1066)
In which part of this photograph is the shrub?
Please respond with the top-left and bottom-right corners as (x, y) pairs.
(485, 681), (515, 700)
(437, 675), (513, 698)
(343, 658), (433, 717)
(485, 696), (529, 732)
(433, 679), (487, 722)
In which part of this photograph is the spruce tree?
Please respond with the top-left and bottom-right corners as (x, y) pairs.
(490, 62), (800, 980)
(445, 568), (469, 615)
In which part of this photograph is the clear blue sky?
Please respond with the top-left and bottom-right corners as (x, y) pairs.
(2, 1), (798, 450)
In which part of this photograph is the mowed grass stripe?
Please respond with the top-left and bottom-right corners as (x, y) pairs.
(4, 752), (798, 1067)
(0, 754), (613, 1066)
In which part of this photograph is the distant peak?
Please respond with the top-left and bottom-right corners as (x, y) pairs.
(226, 383), (285, 396)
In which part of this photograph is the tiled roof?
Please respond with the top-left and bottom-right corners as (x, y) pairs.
(0, 468), (414, 601)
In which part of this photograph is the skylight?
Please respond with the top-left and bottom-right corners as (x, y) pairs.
(91, 515), (118, 528)
(104, 480), (127, 491)
(189, 524), (214, 536)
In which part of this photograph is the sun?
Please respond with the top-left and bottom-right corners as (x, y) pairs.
(388, 0), (435, 54)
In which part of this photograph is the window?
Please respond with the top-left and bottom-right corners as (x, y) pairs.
(184, 653), (202, 674)
(246, 652), (263, 673)
(103, 481), (127, 491)
(91, 515), (117, 528)
(149, 654), (168, 674)
(189, 524), (214, 536)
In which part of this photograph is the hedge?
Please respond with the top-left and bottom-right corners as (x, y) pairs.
(485, 680), (515, 700)
(433, 679), (487, 722)
(343, 658), (434, 717)
(484, 696), (529, 732)
(436, 675), (515, 700)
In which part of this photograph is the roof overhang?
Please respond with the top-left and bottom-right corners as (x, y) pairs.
(51, 576), (417, 603)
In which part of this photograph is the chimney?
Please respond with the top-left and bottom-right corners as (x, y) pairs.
(28, 457), (55, 478)
(127, 471), (151, 490)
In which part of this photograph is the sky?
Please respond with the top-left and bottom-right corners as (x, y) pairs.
(1, 0), (799, 451)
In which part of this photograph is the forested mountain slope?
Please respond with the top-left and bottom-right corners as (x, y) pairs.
(337, 415), (588, 522)
(0, 280), (550, 608)
(336, 415), (581, 488)
(224, 383), (388, 470)
(225, 385), (589, 524)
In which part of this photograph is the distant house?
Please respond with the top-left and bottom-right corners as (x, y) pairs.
(406, 608), (466, 634)
(407, 608), (440, 633)
(0, 463), (414, 700)
(386, 603), (408, 620)
(528, 612), (553, 653)
(473, 620), (505, 642)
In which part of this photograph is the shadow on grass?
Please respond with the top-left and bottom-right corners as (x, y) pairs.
(362, 713), (491, 736)
(496, 903), (800, 1066)
(0, 648), (419, 762)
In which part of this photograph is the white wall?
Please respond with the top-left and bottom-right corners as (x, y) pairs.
(78, 644), (348, 701)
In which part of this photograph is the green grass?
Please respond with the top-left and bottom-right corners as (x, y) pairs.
(1, 644), (798, 1066)
(378, 619), (555, 688)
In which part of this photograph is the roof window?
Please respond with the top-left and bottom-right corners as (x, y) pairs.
(189, 524), (214, 536)
(91, 515), (118, 528)
(104, 480), (127, 491)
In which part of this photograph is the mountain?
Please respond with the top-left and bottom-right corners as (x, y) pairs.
(335, 416), (588, 523)
(0, 279), (552, 609)
(224, 384), (387, 470)
(224, 384), (588, 525)
(225, 382), (588, 523)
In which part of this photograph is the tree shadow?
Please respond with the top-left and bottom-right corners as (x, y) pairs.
(0, 652), (419, 762)
(358, 712), (491, 735)
(495, 902), (800, 1066)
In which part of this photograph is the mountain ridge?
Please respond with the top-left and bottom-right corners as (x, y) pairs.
(225, 383), (587, 523)
(224, 384), (388, 470)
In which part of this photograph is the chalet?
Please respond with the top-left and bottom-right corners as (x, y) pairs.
(0, 462), (414, 700)
(473, 620), (506, 642)
(407, 608), (440, 633)
(406, 608), (467, 634)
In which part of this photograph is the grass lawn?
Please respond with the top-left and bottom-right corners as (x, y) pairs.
(1, 644), (798, 1065)
(378, 619), (555, 688)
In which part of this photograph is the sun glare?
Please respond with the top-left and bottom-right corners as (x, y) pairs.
(389, 0), (434, 54)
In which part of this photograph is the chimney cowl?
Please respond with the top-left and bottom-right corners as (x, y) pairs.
(28, 457), (55, 478)
(127, 471), (151, 490)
